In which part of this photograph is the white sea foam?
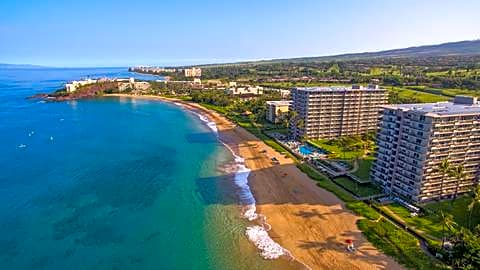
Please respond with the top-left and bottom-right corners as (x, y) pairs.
(191, 110), (289, 260)
(246, 226), (286, 259)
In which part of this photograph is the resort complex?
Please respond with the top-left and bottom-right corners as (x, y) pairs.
(183, 67), (202, 77)
(65, 78), (98, 92)
(51, 66), (480, 270)
(128, 66), (202, 78)
(225, 85), (264, 96)
(289, 85), (388, 139)
(371, 96), (480, 202)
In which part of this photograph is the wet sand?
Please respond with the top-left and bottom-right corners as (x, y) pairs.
(106, 94), (403, 270)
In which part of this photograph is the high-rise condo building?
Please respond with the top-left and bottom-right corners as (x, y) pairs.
(371, 96), (480, 202)
(289, 85), (388, 139)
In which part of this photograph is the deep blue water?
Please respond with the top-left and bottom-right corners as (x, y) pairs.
(0, 67), (299, 270)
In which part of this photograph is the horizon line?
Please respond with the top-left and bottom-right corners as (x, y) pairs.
(2, 38), (479, 69)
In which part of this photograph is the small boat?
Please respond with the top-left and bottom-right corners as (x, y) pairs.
(50, 136), (54, 141)
(18, 144), (27, 148)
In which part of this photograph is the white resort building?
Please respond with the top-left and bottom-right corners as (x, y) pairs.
(184, 68), (202, 77)
(65, 78), (98, 93)
(226, 86), (264, 96)
(117, 78), (151, 92)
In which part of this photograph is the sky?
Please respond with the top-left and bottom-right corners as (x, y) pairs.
(0, 0), (479, 67)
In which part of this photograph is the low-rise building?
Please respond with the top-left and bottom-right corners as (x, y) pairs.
(65, 78), (98, 93)
(130, 66), (177, 73)
(226, 86), (264, 96)
(184, 67), (202, 77)
(371, 96), (480, 202)
(117, 78), (151, 92)
(266, 100), (292, 123)
(269, 88), (291, 98)
(193, 78), (202, 85)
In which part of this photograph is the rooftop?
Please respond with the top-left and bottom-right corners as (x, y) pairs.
(294, 84), (385, 92)
(266, 100), (292, 106)
(384, 97), (480, 116)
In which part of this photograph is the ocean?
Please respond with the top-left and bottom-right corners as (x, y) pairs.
(0, 67), (296, 270)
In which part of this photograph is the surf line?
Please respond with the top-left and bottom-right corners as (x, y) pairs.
(177, 105), (296, 262)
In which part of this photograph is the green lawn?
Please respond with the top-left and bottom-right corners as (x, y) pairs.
(388, 86), (449, 103)
(358, 218), (445, 270)
(333, 176), (381, 197)
(384, 196), (480, 241)
(385, 203), (444, 239)
(424, 195), (480, 229)
(308, 140), (362, 159)
(296, 163), (355, 202)
(405, 86), (479, 98)
(351, 158), (374, 181)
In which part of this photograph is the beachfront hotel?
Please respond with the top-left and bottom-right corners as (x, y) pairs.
(184, 67), (202, 77)
(289, 85), (388, 139)
(65, 78), (98, 92)
(371, 96), (480, 202)
(225, 85), (264, 96)
(266, 100), (292, 123)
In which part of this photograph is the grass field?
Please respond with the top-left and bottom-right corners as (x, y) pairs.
(358, 218), (445, 270)
(351, 158), (375, 181)
(388, 86), (449, 103)
(405, 86), (479, 98)
(333, 176), (381, 197)
(384, 196), (480, 241)
(385, 203), (444, 239)
(308, 139), (362, 159)
(424, 196), (480, 229)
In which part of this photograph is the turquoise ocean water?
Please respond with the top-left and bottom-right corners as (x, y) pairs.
(0, 67), (299, 270)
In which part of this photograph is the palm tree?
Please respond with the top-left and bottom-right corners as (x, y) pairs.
(337, 137), (348, 159)
(468, 185), (480, 229)
(437, 160), (452, 200)
(285, 110), (297, 129)
(360, 139), (375, 157)
(451, 165), (467, 200)
(439, 210), (456, 248)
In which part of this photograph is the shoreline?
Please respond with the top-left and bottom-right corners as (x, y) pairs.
(190, 107), (292, 261)
(105, 94), (403, 270)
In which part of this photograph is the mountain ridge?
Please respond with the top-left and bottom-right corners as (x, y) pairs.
(197, 39), (480, 67)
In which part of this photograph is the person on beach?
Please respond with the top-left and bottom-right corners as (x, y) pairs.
(346, 239), (355, 252)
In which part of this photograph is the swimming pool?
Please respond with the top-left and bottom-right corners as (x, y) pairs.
(299, 145), (313, 155)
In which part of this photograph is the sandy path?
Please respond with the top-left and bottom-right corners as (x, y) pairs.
(107, 94), (403, 270)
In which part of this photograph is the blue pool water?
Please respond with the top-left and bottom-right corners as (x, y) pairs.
(299, 145), (313, 155)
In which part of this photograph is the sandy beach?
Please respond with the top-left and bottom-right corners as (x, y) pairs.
(106, 94), (403, 270)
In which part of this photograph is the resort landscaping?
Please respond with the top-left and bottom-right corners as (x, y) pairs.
(46, 73), (480, 269)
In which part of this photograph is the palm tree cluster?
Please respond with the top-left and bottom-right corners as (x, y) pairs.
(327, 134), (376, 159)
(436, 160), (469, 200)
